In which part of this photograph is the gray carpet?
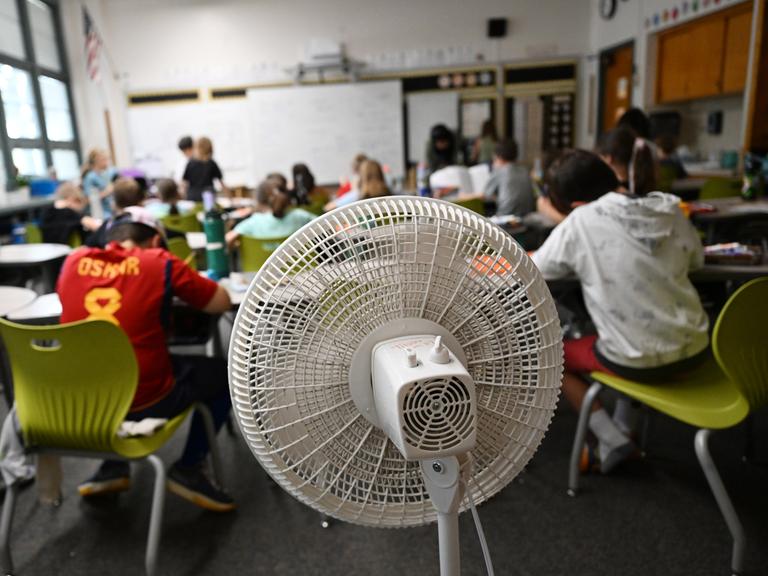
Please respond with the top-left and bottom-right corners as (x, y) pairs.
(4, 400), (768, 576)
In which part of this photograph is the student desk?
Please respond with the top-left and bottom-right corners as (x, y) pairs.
(0, 193), (55, 220)
(0, 286), (37, 317)
(0, 243), (71, 292)
(0, 286), (38, 407)
(690, 197), (768, 243)
(6, 293), (62, 325)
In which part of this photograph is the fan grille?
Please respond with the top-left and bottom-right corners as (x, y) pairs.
(401, 377), (474, 452)
(229, 197), (563, 527)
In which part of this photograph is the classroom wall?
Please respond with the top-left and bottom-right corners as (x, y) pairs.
(60, 0), (592, 166)
(675, 95), (745, 158)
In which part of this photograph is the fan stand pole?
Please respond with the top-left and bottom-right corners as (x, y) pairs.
(420, 457), (464, 576)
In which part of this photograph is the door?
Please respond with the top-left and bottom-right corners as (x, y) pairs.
(599, 42), (634, 134)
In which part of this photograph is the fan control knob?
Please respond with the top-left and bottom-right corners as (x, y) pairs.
(429, 336), (450, 364)
(406, 349), (418, 368)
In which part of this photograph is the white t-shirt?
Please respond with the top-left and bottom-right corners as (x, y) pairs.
(532, 191), (709, 368)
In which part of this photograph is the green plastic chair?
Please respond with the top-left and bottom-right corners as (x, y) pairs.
(24, 223), (42, 244)
(699, 177), (742, 200)
(160, 212), (202, 234)
(656, 163), (678, 194)
(0, 318), (223, 576)
(453, 197), (485, 215)
(166, 236), (196, 270)
(567, 278), (768, 575)
(239, 235), (288, 272)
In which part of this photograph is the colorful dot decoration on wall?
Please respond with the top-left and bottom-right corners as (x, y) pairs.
(647, 0), (740, 30)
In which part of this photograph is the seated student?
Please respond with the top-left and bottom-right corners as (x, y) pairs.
(425, 124), (457, 173)
(57, 207), (234, 511)
(532, 149), (709, 474)
(228, 180), (275, 221)
(145, 178), (194, 219)
(40, 182), (102, 244)
(86, 177), (146, 248)
(617, 107), (652, 140)
(325, 159), (390, 210)
(483, 139), (535, 217)
(226, 183), (315, 246)
(291, 163), (329, 209)
(335, 153), (367, 199)
(183, 136), (227, 202)
(266, 172), (288, 193)
(655, 133), (688, 180)
(599, 125), (657, 196)
(471, 119), (498, 166)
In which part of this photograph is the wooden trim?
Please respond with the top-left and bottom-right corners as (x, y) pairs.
(744, 0), (766, 149)
(503, 79), (577, 97)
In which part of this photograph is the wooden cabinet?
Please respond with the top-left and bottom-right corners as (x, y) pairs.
(656, 2), (753, 104)
(723, 9), (753, 93)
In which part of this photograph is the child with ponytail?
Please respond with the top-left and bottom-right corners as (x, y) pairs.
(598, 125), (657, 197)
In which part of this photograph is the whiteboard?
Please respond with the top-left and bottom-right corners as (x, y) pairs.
(247, 81), (404, 184)
(127, 99), (251, 185)
(406, 91), (459, 164)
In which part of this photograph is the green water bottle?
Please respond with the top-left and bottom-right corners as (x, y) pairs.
(202, 190), (229, 280)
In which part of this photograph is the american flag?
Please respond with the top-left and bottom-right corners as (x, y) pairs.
(83, 7), (101, 81)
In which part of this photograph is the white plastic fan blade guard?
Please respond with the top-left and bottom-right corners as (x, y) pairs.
(228, 197), (562, 528)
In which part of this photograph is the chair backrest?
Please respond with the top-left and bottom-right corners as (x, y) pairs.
(699, 177), (741, 200)
(454, 197), (485, 215)
(166, 236), (196, 270)
(239, 235), (288, 272)
(0, 318), (138, 452)
(25, 223), (42, 244)
(712, 277), (768, 410)
(161, 212), (202, 233)
(656, 163), (677, 194)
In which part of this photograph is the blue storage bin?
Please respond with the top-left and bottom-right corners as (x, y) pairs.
(30, 179), (58, 197)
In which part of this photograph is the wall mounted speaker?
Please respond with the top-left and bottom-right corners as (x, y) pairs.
(487, 18), (508, 38)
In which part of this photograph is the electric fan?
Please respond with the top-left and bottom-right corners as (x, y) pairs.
(229, 197), (562, 575)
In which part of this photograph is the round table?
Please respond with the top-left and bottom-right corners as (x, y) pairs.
(0, 243), (71, 265)
(0, 243), (72, 292)
(0, 286), (38, 317)
(6, 292), (62, 324)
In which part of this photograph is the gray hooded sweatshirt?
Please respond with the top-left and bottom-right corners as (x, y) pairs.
(533, 191), (709, 368)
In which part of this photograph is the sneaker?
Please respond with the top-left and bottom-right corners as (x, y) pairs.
(78, 461), (131, 497)
(167, 463), (235, 512)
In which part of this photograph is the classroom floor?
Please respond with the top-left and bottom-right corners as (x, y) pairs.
(4, 399), (768, 576)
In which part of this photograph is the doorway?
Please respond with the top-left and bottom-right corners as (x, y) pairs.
(598, 41), (634, 135)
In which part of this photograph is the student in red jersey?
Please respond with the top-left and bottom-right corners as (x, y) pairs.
(56, 207), (235, 512)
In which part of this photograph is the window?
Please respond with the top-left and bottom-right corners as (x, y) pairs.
(39, 75), (72, 141)
(27, 0), (59, 71)
(0, 0), (25, 61)
(51, 148), (77, 179)
(0, 1), (79, 185)
(12, 146), (45, 176)
(0, 65), (40, 139)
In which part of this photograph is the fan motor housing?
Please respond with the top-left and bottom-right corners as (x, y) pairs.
(372, 335), (476, 460)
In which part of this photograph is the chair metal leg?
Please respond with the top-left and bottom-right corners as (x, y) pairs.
(194, 403), (223, 486)
(568, 381), (602, 497)
(145, 455), (167, 576)
(694, 429), (746, 576)
(0, 485), (17, 574)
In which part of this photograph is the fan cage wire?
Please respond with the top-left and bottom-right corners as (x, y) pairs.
(229, 197), (562, 528)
